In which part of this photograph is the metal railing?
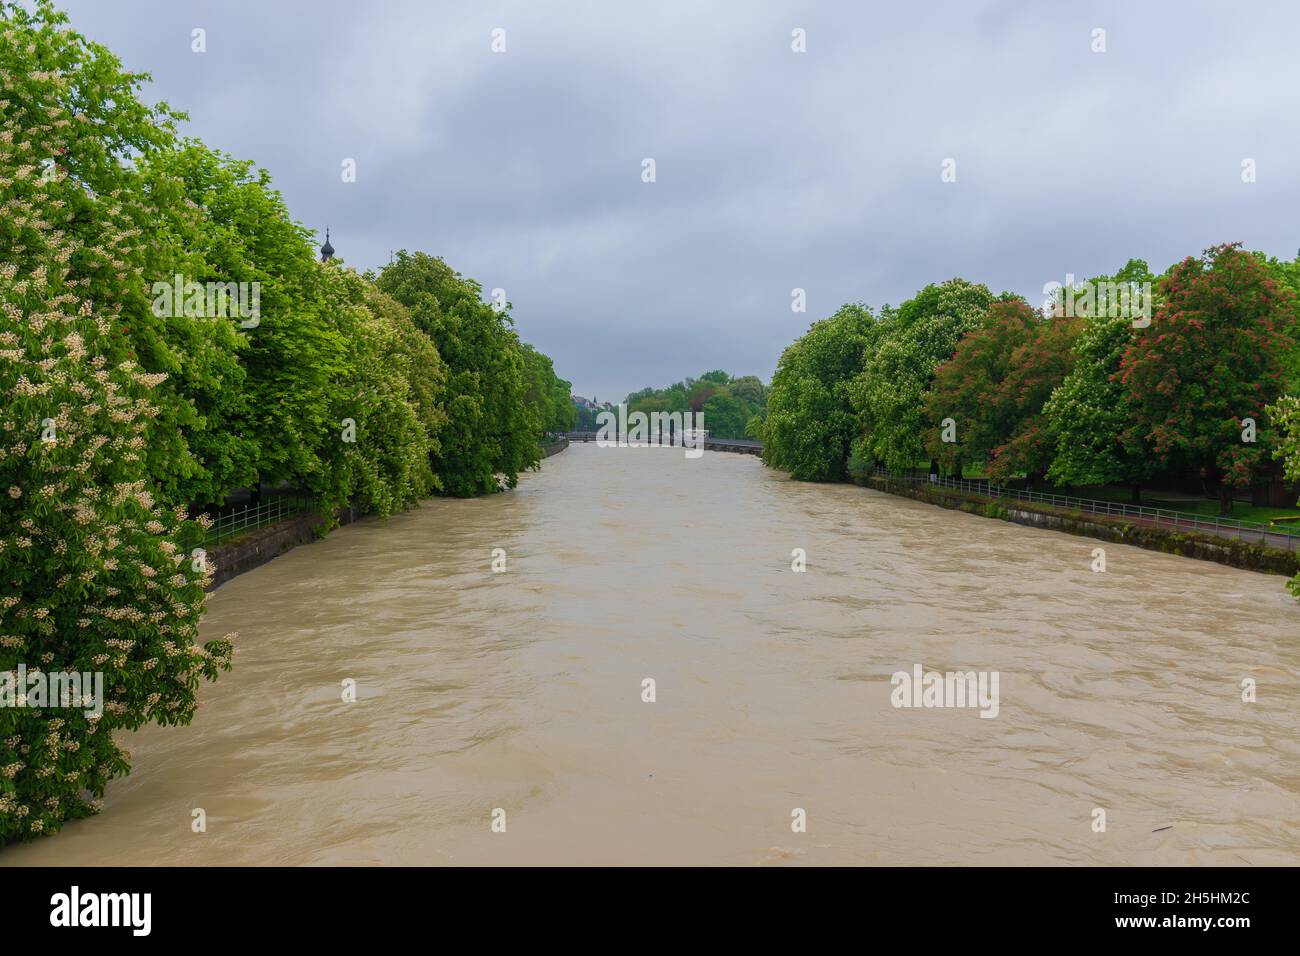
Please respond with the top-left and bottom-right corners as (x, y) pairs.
(869, 466), (1300, 552)
(182, 494), (314, 552)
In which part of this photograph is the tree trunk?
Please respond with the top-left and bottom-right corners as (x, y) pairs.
(953, 457), (964, 480)
(1219, 483), (1234, 515)
(1130, 483), (1141, 505)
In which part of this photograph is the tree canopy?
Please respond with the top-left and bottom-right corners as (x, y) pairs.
(1044, 260), (1159, 493)
(0, 0), (573, 843)
(376, 251), (541, 497)
(624, 370), (767, 440)
(1117, 244), (1293, 505)
(926, 298), (1081, 482)
(763, 304), (876, 480)
(850, 279), (995, 472)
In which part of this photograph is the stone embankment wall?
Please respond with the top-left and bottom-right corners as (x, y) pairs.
(861, 474), (1300, 578)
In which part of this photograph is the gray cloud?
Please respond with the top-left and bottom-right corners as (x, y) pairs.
(55, 0), (1300, 400)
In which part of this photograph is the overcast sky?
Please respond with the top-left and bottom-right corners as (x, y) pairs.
(53, 0), (1300, 401)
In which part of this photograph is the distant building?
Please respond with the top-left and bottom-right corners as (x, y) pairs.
(319, 227), (335, 263)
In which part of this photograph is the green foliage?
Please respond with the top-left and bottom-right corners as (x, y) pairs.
(313, 267), (439, 517)
(1256, 253), (1300, 394)
(701, 391), (748, 438)
(0, 1), (252, 512)
(0, 0), (232, 842)
(765, 304), (876, 480)
(0, 0), (576, 845)
(574, 401), (605, 431)
(135, 142), (453, 517)
(926, 297), (1080, 481)
(850, 278), (995, 471)
(376, 252), (539, 496)
(624, 370), (767, 439)
(522, 344), (576, 437)
(1045, 260), (1158, 489)
(1268, 394), (1300, 599)
(147, 141), (344, 507)
(761, 249), (1298, 603)
(363, 283), (448, 478)
(1118, 244), (1293, 495)
(134, 145), (255, 507)
(1272, 395), (1300, 486)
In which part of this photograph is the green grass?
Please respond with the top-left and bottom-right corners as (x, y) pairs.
(1138, 498), (1300, 526)
(1049, 485), (1298, 526)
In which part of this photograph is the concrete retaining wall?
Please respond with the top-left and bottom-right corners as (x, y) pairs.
(209, 513), (321, 588)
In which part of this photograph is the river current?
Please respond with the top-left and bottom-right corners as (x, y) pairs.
(5, 443), (1298, 865)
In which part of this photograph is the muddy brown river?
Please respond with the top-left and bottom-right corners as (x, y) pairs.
(4, 444), (1298, 865)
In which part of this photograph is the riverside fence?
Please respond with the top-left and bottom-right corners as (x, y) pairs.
(870, 466), (1300, 552)
(181, 494), (315, 552)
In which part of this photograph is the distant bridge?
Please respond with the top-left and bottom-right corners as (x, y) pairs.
(561, 432), (763, 456)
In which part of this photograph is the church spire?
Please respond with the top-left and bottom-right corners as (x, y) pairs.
(320, 227), (335, 263)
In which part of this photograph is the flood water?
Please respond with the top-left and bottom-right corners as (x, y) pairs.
(5, 443), (1299, 866)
